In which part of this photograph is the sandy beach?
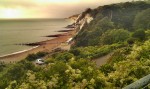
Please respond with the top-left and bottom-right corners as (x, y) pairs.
(0, 29), (76, 63)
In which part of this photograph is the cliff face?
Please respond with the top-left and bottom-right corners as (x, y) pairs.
(76, 13), (93, 30)
(68, 14), (79, 21)
(71, 1), (150, 47)
(73, 8), (94, 30)
(68, 8), (97, 31)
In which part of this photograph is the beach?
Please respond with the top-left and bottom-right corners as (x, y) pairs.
(0, 29), (76, 63)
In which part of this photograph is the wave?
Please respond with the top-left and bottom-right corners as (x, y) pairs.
(0, 46), (39, 58)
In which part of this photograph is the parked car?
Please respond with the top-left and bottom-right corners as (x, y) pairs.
(36, 59), (44, 65)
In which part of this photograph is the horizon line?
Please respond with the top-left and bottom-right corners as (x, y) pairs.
(0, 18), (67, 20)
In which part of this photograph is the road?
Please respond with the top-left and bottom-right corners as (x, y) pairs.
(93, 52), (114, 67)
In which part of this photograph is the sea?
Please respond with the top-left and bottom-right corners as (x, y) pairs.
(0, 19), (72, 56)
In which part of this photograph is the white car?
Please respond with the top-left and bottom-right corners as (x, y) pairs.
(36, 59), (44, 65)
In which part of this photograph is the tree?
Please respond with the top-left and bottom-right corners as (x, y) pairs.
(26, 52), (48, 61)
(133, 8), (150, 30)
(132, 30), (146, 41)
(100, 29), (130, 45)
(74, 16), (114, 47)
(55, 52), (74, 61)
(100, 64), (115, 76)
(127, 38), (136, 45)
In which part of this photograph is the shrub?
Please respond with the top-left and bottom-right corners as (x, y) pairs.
(26, 53), (37, 61)
(55, 52), (74, 62)
(133, 8), (150, 30)
(100, 29), (130, 45)
(26, 52), (48, 61)
(127, 38), (136, 45)
(100, 64), (115, 76)
(132, 30), (146, 41)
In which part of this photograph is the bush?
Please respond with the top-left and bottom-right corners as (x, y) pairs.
(100, 64), (115, 76)
(0, 60), (36, 89)
(26, 53), (37, 61)
(127, 38), (136, 45)
(55, 52), (74, 62)
(71, 45), (115, 59)
(133, 8), (150, 30)
(132, 30), (146, 41)
(26, 52), (48, 61)
(108, 49), (128, 64)
(36, 52), (48, 58)
(145, 30), (150, 40)
(100, 29), (130, 45)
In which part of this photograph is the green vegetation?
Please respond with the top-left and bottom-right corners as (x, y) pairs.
(1, 39), (150, 88)
(74, 1), (150, 47)
(70, 43), (124, 59)
(53, 52), (74, 62)
(133, 8), (150, 30)
(26, 52), (48, 61)
(74, 16), (114, 46)
(0, 1), (150, 89)
(100, 29), (130, 45)
(132, 29), (146, 41)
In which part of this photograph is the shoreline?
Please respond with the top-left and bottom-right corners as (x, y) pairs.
(16, 30), (73, 46)
(0, 28), (76, 63)
(0, 46), (39, 58)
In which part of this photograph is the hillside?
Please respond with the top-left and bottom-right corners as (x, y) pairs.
(68, 14), (79, 21)
(73, 1), (150, 47)
(0, 1), (150, 89)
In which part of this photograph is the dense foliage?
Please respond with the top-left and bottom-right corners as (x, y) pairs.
(1, 39), (150, 89)
(74, 1), (150, 47)
(70, 43), (124, 59)
(132, 29), (146, 41)
(74, 17), (114, 46)
(26, 52), (48, 61)
(133, 8), (150, 30)
(100, 29), (130, 45)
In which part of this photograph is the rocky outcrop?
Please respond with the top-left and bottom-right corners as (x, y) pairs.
(78, 13), (93, 30)
(67, 8), (94, 30)
(68, 14), (79, 21)
(72, 8), (94, 30)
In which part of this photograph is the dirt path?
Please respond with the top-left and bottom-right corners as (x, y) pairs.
(93, 52), (114, 67)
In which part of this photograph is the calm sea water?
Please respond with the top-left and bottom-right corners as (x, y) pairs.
(0, 19), (71, 56)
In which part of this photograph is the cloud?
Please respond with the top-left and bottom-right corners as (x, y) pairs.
(0, 0), (138, 18)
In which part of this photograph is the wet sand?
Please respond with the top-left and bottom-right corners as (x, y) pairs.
(0, 29), (76, 63)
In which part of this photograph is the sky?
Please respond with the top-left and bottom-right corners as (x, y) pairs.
(0, 0), (138, 19)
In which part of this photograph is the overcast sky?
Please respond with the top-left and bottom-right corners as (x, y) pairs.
(0, 0), (138, 19)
